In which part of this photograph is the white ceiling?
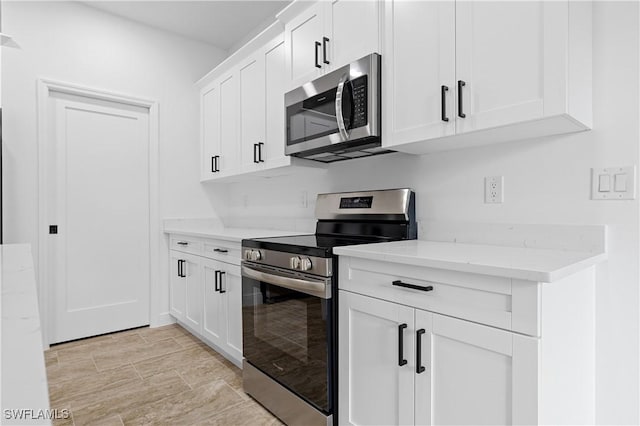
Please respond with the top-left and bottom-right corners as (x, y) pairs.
(84, 1), (291, 51)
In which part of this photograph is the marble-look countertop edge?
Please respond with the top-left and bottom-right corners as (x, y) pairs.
(1, 244), (51, 425)
(334, 241), (607, 283)
(163, 227), (303, 242)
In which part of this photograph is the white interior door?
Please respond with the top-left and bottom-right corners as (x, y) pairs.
(48, 93), (151, 344)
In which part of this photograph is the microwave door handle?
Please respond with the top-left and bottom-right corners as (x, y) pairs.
(335, 74), (350, 141)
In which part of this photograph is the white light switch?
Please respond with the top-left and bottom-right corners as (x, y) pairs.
(592, 166), (636, 200)
(598, 174), (611, 192)
(614, 173), (627, 192)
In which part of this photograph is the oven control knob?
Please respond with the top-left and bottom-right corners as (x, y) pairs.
(250, 250), (262, 261)
(244, 250), (252, 260)
(300, 257), (313, 271)
(290, 256), (301, 269)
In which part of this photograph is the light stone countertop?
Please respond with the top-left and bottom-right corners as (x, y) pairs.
(1, 244), (51, 425)
(163, 218), (305, 242)
(334, 239), (607, 283)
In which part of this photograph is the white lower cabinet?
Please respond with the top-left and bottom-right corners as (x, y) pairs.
(169, 235), (243, 366)
(169, 252), (203, 331)
(339, 291), (537, 425)
(202, 258), (243, 362)
(339, 256), (596, 425)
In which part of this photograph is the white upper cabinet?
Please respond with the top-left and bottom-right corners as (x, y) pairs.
(383, 0), (456, 146)
(200, 86), (219, 179)
(455, 1), (545, 133)
(218, 73), (239, 172)
(325, 0), (380, 72)
(285, 2), (325, 88)
(198, 25), (323, 182)
(264, 38), (287, 163)
(384, 0), (592, 154)
(281, 0), (381, 90)
(239, 54), (266, 168)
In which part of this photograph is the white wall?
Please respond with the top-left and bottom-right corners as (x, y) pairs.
(1, 1), (226, 323)
(211, 2), (640, 423)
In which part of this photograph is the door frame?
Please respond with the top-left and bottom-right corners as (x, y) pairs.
(36, 78), (160, 348)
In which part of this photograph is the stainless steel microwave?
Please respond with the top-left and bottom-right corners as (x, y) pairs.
(284, 53), (389, 163)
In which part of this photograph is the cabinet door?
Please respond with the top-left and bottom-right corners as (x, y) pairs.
(219, 72), (239, 172)
(339, 290), (415, 426)
(183, 255), (203, 332)
(201, 85), (220, 178)
(428, 313), (538, 425)
(383, 0), (455, 148)
(263, 38), (286, 163)
(221, 263), (243, 362)
(325, 0), (380, 71)
(285, 2), (325, 88)
(414, 309), (433, 426)
(202, 258), (224, 347)
(455, 1), (545, 133)
(239, 54), (265, 168)
(169, 253), (186, 321)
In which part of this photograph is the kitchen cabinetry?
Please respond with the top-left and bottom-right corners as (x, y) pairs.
(202, 258), (243, 362)
(340, 291), (537, 425)
(199, 24), (322, 182)
(169, 252), (203, 329)
(339, 255), (596, 425)
(280, 0), (381, 89)
(169, 234), (243, 366)
(384, 0), (592, 154)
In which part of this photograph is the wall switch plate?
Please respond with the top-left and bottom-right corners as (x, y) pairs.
(301, 191), (308, 208)
(591, 166), (636, 200)
(485, 176), (504, 203)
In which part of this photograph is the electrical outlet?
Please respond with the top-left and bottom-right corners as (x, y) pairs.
(485, 176), (504, 203)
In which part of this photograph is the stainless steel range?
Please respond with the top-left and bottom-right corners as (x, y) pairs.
(241, 189), (417, 426)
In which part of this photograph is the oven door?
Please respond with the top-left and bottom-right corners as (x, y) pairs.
(241, 262), (334, 414)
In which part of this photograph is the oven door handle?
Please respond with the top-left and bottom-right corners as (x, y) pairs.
(335, 73), (350, 141)
(242, 264), (331, 299)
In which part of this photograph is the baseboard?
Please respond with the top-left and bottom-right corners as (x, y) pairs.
(150, 312), (175, 328)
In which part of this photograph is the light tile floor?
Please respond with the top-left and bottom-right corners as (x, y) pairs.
(45, 324), (282, 425)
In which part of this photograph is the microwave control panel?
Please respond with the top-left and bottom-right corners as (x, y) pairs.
(350, 75), (368, 129)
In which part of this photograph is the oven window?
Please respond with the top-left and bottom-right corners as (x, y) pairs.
(242, 276), (332, 413)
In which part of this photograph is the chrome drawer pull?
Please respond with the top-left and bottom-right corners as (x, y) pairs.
(176, 241), (188, 246)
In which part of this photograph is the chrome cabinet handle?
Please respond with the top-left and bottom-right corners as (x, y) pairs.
(213, 248), (228, 253)
(176, 241), (188, 246)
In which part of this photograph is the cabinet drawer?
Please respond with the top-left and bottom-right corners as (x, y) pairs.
(203, 240), (241, 265)
(170, 235), (203, 255)
(339, 257), (540, 336)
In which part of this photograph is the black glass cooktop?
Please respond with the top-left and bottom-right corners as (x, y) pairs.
(242, 234), (393, 258)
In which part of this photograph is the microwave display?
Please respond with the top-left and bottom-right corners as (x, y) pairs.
(287, 75), (368, 146)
